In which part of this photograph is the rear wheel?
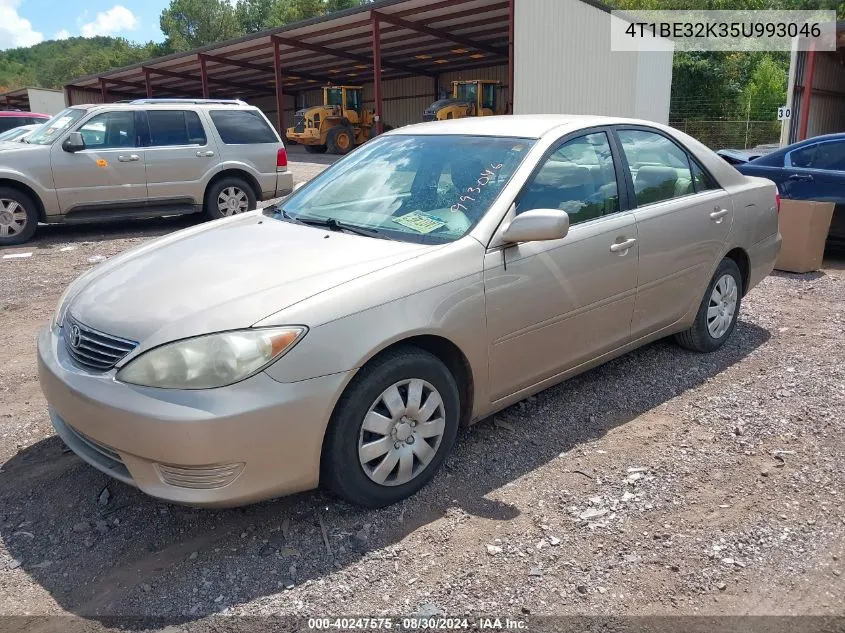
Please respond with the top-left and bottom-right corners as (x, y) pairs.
(204, 177), (257, 220)
(321, 347), (460, 508)
(0, 187), (38, 245)
(675, 258), (742, 353)
(326, 126), (354, 155)
(304, 144), (328, 154)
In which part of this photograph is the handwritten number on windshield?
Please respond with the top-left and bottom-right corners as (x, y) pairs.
(451, 163), (505, 213)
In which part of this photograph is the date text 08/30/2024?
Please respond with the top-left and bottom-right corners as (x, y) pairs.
(307, 617), (528, 630)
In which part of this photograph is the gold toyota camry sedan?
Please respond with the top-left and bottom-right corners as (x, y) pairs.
(38, 115), (781, 508)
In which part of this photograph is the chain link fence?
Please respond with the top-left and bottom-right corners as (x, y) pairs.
(668, 95), (785, 151)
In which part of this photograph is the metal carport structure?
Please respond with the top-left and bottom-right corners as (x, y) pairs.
(64, 0), (516, 136)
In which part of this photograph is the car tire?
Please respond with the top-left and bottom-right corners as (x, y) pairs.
(204, 177), (257, 220)
(326, 126), (355, 155)
(304, 144), (328, 154)
(321, 347), (461, 508)
(0, 187), (38, 245)
(675, 258), (743, 353)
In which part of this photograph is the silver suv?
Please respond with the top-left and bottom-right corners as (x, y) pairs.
(0, 99), (294, 245)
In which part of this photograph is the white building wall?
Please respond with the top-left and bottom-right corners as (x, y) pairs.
(514, 0), (672, 124)
(27, 88), (66, 114)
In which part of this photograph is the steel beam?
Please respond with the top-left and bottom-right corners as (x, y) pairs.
(273, 38), (286, 136)
(507, 0), (514, 114)
(99, 78), (109, 103)
(199, 55), (211, 98)
(271, 34), (435, 78)
(798, 41), (816, 141)
(201, 53), (331, 84)
(142, 66), (268, 93)
(371, 10), (506, 58)
(372, 14), (383, 134)
(144, 69), (153, 97)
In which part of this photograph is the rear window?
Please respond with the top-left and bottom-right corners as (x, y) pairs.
(210, 110), (278, 144)
(147, 110), (207, 146)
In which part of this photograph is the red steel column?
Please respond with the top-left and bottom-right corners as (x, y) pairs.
(199, 55), (210, 99)
(273, 38), (285, 136)
(372, 13), (384, 134)
(99, 78), (109, 103)
(798, 40), (816, 141)
(144, 69), (153, 98)
(64, 86), (73, 106)
(507, 0), (514, 114)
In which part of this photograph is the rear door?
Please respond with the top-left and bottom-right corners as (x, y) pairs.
(50, 109), (147, 213)
(614, 126), (734, 338)
(781, 139), (845, 241)
(141, 109), (218, 209)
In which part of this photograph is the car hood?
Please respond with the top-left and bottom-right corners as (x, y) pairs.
(66, 212), (435, 350)
(0, 141), (43, 154)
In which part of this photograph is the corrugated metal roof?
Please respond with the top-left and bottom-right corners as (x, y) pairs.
(67, 0), (525, 99)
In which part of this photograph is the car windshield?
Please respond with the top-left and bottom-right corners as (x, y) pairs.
(25, 108), (87, 145)
(274, 134), (535, 244)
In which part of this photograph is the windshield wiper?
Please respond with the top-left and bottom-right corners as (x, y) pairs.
(295, 216), (385, 239)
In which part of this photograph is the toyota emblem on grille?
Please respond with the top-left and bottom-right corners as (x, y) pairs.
(68, 324), (82, 348)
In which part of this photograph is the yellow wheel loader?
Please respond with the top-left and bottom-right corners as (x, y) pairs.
(422, 80), (501, 121)
(286, 86), (386, 155)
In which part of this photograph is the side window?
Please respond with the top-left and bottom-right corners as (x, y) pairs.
(691, 158), (719, 192)
(209, 110), (279, 144)
(792, 141), (845, 171)
(78, 111), (136, 149)
(482, 84), (496, 110)
(618, 129), (694, 205)
(147, 110), (206, 147)
(788, 143), (816, 168)
(516, 132), (619, 225)
(345, 90), (361, 111)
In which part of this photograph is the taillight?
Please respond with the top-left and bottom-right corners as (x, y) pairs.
(775, 191), (781, 214)
(277, 148), (288, 168)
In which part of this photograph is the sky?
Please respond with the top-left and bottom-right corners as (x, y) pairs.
(1, 0), (177, 50)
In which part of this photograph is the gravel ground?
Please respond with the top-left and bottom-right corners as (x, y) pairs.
(0, 157), (843, 631)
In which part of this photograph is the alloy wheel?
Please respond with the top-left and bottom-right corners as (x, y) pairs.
(217, 187), (249, 216)
(0, 199), (27, 237)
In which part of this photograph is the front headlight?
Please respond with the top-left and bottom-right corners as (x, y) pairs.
(116, 327), (306, 389)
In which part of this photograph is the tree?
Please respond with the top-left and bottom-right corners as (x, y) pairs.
(160, 0), (244, 51)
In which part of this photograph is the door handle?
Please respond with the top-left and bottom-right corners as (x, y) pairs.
(609, 238), (637, 253)
(788, 174), (813, 182)
(710, 208), (729, 223)
(117, 154), (140, 162)
(196, 150), (215, 157)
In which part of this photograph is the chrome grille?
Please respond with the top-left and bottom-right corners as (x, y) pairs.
(63, 317), (138, 371)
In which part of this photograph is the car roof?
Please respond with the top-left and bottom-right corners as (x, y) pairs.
(72, 102), (257, 111)
(0, 111), (49, 117)
(385, 114), (672, 139)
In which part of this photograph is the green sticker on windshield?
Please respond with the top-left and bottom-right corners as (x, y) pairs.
(393, 211), (446, 234)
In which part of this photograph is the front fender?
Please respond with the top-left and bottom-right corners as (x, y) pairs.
(0, 167), (59, 215)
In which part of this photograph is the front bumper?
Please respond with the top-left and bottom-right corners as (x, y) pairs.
(37, 326), (351, 507)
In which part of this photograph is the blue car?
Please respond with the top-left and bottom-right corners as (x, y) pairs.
(736, 133), (845, 245)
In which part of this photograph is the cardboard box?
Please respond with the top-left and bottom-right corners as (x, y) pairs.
(775, 200), (835, 274)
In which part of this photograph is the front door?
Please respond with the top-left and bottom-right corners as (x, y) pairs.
(50, 110), (147, 213)
(483, 130), (639, 401)
(614, 127), (734, 337)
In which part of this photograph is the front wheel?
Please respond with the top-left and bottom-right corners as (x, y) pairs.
(321, 347), (460, 507)
(204, 177), (257, 220)
(675, 258), (742, 353)
(0, 187), (38, 245)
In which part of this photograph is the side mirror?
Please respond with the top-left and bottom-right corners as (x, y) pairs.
(62, 132), (85, 153)
(501, 209), (570, 244)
